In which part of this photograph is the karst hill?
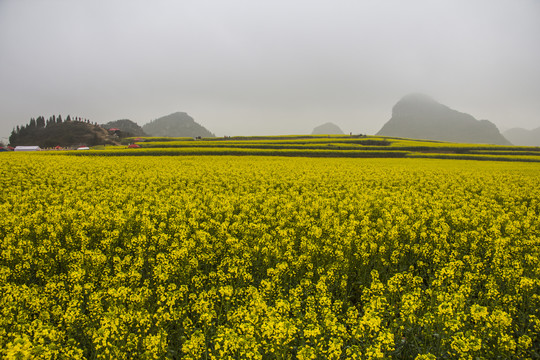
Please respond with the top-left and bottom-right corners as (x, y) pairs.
(312, 122), (344, 135)
(376, 94), (511, 145)
(142, 112), (215, 138)
(103, 119), (147, 137)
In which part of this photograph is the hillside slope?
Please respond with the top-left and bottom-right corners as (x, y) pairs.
(9, 118), (118, 147)
(376, 94), (511, 145)
(142, 112), (215, 138)
(103, 119), (147, 137)
(312, 122), (344, 135)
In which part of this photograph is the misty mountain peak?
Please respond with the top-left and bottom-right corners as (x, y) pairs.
(399, 93), (437, 104)
(170, 112), (192, 121)
(142, 112), (214, 137)
(392, 93), (448, 117)
(312, 122), (344, 135)
(378, 94), (511, 145)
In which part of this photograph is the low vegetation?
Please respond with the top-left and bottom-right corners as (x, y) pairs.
(1, 154), (539, 358)
(88, 135), (540, 162)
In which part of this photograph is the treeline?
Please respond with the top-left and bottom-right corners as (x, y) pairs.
(9, 115), (116, 148)
(10, 115), (94, 138)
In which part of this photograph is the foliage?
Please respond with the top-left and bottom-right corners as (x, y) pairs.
(1, 155), (539, 358)
(66, 146), (409, 158)
(102, 119), (147, 138)
(9, 116), (117, 148)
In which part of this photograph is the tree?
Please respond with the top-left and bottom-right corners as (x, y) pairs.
(9, 128), (18, 145)
(36, 116), (45, 128)
(66, 115), (71, 122)
(57, 115), (63, 124)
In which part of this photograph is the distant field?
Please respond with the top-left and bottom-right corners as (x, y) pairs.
(66, 135), (540, 162)
(1, 155), (539, 358)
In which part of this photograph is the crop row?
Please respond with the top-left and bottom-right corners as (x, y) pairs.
(1, 155), (539, 359)
(111, 136), (540, 162)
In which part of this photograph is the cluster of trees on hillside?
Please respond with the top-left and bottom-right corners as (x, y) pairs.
(103, 119), (147, 138)
(9, 115), (116, 147)
(10, 115), (94, 138)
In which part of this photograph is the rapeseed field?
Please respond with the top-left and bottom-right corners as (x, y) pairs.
(1, 154), (539, 359)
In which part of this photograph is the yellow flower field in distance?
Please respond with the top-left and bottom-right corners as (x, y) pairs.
(1, 154), (539, 359)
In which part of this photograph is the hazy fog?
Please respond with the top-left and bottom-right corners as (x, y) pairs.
(1, 0), (539, 141)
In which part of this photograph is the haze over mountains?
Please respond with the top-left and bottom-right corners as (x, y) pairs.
(2, 1), (540, 142)
(7, 99), (538, 147)
(377, 94), (512, 145)
(6, 112), (217, 147)
(502, 127), (540, 147)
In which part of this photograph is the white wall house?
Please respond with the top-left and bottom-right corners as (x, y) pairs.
(14, 146), (41, 151)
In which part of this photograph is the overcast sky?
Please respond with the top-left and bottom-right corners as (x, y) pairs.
(1, 0), (539, 140)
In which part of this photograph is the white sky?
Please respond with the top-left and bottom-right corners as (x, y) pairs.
(1, 0), (539, 140)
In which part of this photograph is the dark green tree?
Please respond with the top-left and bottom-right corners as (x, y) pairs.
(36, 116), (45, 128)
(9, 128), (18, 145)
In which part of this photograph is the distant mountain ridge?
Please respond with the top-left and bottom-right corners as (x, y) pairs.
(376, 94), (511, 145)
(142, 112), (215, 138)
(503, 127), (540, 146)
(312, 122), (344, 135)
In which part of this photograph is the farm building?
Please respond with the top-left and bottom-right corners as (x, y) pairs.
(14, 146), (41, 151)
